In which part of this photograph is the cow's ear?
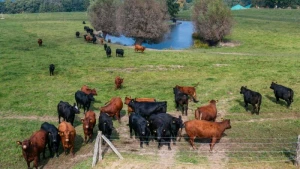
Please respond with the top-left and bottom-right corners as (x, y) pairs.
(17, 141), (22, 145)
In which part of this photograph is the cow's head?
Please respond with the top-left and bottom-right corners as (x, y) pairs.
(270, 82), (277, 89)
(48, 132), (60, 157)
(138, 118), (149, 136)
(58, 130), (74, 143)
(17, 139), (31, 150)
(240, 86), (247, 94)
(124, 96), (132, 105)
(209, 100), (218, 104)
(72, 103), (80, 114)
(222, 119), (231, 129)
(81, 117), (95, 130)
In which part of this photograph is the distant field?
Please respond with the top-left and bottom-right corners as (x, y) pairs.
(0, 9), (300, 169)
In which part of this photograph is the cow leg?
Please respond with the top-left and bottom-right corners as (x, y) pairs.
(275, 97), (279, 104)
(129, 127), (133, 138)
(210, 137), (217, 152)
(117, 112), (121, 123)
(140, 137), (144, 148)
(189, 136), (197, 150)
(33, 157), (39, 169)
(71, 146), (75, 157)
(26, 160), (31, 169)
(184, 104), (188, 116)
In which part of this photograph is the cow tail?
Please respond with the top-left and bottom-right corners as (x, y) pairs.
(178, 123), (185, 142)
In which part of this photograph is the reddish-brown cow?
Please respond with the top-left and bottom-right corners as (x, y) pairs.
(175, 83), (199, 103)
(58, 121), (76, 156)
(124, 96), (156, 116)
(81, 85), (97, 95)
(195, 100), (218, 121)
(38, 39), (42, 46)
(100, 97), (123, 123)
(17, 129), (48, 169)
(182, 119), (231, 151)
(134, 44), (146, 52)
(81, 110), (96, 143)
(115, 76), (124, 90)
(85, 35), (92, 42)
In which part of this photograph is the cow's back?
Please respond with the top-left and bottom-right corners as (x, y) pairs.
(30, 129), (48, 151)
(185, 120), (219, 138)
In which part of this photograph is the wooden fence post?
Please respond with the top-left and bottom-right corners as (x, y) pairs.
(102, 135), (124, 160)
(296, 135), (300, 166)
(92, 131), (102, 167)
(99, 131), (102, 161)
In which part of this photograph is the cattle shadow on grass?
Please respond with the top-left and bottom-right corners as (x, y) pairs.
(235, 99), (255, 114)
(181, 134), (220, 149)
(265, 95), (287, 107)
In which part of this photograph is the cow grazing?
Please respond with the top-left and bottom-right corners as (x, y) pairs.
(81, 110), (96, 143)
(115, 76), (124, 90)
(128, 100), (167, 119)
(149, 113), (172, 150)
(175, 83), (199, 103)
(270, 82), (294, 107)
(116, 49), (124, 57)
(129, 112), (150, 148)
(106, 46), (112, 57)
(100, 97), (123, 123)
(195, 100), (218, 121)
(134, 44), (146, 52)
(173, 87), (189, 116)
(81, 85), (97, 96)
(75, 31), (80, 38)
(17, 129), (48, 169)
(75, 90), (95, 113)
(38, 39), (42, 46)
(85, 35), (92, 42)
(183, 119), (231, 151)
(49, 64), (55, 76)
(98, 112), (114, 144)
(124, 96), (156, 117)
(57, 101), (80, 126)
(104, 43), (107, 51)
(240, 86), (262, 114)
(41, 122), (60, 157)
(58, 121), (76, 156)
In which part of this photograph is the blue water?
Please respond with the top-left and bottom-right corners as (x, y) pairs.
(107, 21), (194, 50)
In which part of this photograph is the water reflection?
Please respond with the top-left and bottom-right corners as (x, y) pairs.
(107, 21), (194, 50)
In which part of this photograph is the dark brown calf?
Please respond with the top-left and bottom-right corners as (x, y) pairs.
(38, 39), (42, 46)
(175, 83), (199, 103)
(81, 110), (96, 143)
(17, 129), (48, 169)
(115, 76), (124, 90)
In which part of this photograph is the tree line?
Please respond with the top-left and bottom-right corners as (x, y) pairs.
(0, 0), (90, 13)
(224, 0), (300, 8)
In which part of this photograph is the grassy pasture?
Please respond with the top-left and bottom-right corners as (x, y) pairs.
(0, 9), (300, 169)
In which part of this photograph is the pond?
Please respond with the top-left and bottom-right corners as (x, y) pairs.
(107, 21), (194, 50)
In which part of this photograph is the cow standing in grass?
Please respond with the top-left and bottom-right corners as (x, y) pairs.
(240, 86), (262, 114)
(270, 82), (294, 107)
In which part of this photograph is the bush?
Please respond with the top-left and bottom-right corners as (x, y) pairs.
(193, 39), (209, 48)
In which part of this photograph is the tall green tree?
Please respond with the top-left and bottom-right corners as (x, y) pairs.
(117, 0), (170, 44)
(192, 0), (233, 46)
(88, 0), (120, 40)
(167, 0), (179, 18)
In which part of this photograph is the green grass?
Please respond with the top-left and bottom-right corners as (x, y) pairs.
(0, 9), (300, 168)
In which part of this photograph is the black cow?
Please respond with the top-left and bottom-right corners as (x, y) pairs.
(75, 31), (80, 38)
(40, 122), (60, 157)
(57, 101), (80, 125)
(106, 46), (111, 57)
(116, 49), (124, 57)
(98, 112), (114, 144)
(128, 100), (167, 119)
(173, 87), (189, 116)
(104, 44), (107, 51)
(270, 82), (294, 107)
(49, 64), (55, 76)
(75, 90), (95, 113)
(129, 112), (150, 148)
(83, 21), (86, 24)
(240, 86), (262, 114)
(84, 26), (89, 31)
(149, 113), (172, 150)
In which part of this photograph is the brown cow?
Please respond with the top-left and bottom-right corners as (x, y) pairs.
(134, 44), (146, 52)
(81, 85), (97, 95)
(38, 39), (42, 46)
(58, 121), (76, 156)
(100, 97), (123, 123)
(124, 96), (156, 116)
(81, 110), (96, 143)
(195, 100), (218, 121)
(175, 83), (199, 103)
(182, 119), (231, 151)
(17, 129), (48, 169)
(115, 76), (124, 90)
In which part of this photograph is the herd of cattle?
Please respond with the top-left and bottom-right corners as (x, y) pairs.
(24, 24), (294, 169)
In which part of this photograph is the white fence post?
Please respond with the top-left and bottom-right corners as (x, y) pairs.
(296, 135), (300, 166)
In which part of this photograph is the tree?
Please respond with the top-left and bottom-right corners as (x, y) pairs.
(192, 0), (233, 46)
(167, 0), (179, 18)
(88, 0), (119, 40)
(117, 0), (170, 45)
